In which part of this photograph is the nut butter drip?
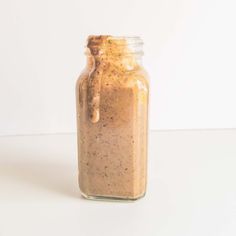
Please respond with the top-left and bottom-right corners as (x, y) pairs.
(86, 35), (141, 123)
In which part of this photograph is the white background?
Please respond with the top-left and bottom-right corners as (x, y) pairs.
(0, 1), (235, 235)
(1, 0), (236, 136)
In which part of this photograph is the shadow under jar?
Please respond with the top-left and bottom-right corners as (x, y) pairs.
(76, 35), (149, 201)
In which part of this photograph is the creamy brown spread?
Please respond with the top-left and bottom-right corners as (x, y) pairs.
(76, 35), (149, 200)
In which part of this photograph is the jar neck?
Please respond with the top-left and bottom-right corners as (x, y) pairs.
(86, 35), (143, 71)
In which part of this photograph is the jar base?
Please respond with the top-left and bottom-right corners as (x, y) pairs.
(80, 191), (146, 202)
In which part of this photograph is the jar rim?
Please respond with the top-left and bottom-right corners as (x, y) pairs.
(87, 35), (143, 46)
(86, 35), (143, 57)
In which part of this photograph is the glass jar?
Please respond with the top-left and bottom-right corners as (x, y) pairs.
(76, 35), (149, 200)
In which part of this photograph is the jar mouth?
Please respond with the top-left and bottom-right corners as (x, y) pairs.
(87, 35), (143, 56)
(87, 35), (143, 45)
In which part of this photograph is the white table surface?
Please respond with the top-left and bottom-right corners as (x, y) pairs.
(0, 130), (235, 236)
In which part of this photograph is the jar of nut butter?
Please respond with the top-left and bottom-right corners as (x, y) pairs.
(76, 35), (149, 201)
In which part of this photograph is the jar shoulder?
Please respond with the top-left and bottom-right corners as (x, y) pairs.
(118, 67), (149, 93)
(76, 66), (149, 92)
(132, 68), (149, 91)
(76, 67), (90, 91)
